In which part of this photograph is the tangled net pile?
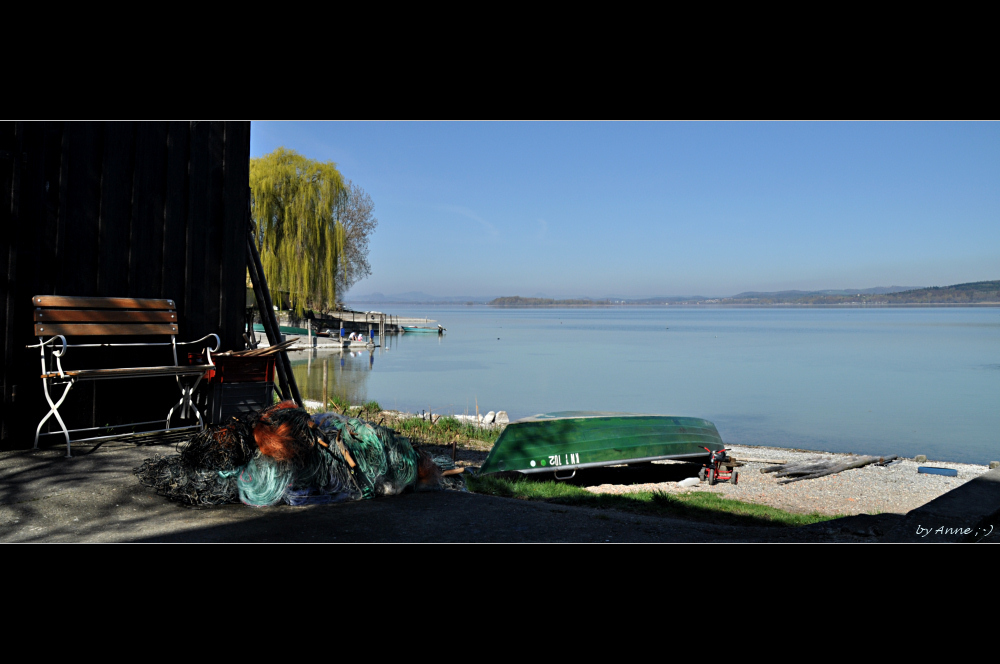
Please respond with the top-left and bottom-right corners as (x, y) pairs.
(134, 401), (460, 507)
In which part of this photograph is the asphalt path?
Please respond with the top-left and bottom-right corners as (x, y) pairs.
(2, 443), (996, 543)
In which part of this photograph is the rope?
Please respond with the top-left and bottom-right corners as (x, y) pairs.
(138, 406), (430, 507)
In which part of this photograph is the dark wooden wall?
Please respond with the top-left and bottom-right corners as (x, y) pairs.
(0, 121), (250, 448)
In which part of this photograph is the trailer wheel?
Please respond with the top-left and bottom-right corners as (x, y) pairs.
(698, 468), (706, 482)
(731, 471), (739, 486)
(708, 469), (716, 486)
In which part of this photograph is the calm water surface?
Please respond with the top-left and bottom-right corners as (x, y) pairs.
(291, 306), (1000, 464)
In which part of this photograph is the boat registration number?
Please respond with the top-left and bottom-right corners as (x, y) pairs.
(548, 453), (580, 467)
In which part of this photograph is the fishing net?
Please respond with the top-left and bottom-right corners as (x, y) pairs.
(430, 455), (467, 491)
(135, 402), (457, 507)
(312, 413), (419, 499)
(134, 454), (239, 506)
(180, 414), (259, 471)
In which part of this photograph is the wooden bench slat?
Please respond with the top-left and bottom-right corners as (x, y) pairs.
(34, 309), (178, 323)
(32, 296), (176, 310)
(42, 365), (211, 379)
(35, 323), (179, 336)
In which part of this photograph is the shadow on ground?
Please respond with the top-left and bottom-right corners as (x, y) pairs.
(526, 461), (705, 486)
(4, 443), (994, 543)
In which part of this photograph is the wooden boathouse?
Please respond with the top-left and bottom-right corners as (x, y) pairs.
(0, 122), (252, 449)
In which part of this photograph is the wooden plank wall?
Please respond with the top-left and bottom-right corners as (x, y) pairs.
(0, 121), (250, 448)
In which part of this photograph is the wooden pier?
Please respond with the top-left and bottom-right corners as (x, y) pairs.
(250, 307), (441, 352)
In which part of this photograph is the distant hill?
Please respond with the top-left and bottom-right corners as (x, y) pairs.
(721, 281), (1000, 305)
(348, 292), (494, 304)
(488, 296), (611, 307)
(353, 281), (1000, 307)
(729, 286), (920, 299)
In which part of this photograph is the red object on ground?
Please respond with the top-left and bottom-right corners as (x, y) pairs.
(700, 446), (739, 486)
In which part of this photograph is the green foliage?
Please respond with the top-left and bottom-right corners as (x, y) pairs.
(359, 400), (382, 418)
(250, 147), (346, 314)
(467, 475), (839, 528)
(435, 416), (462, 432)
(328, 394), (351, 414)
(391, 415), (502, 447)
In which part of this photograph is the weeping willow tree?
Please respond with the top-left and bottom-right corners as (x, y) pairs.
(250, 147), (346, 314)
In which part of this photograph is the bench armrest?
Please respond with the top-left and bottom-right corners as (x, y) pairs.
(27, 335), (69, 379)
(176, 334), (221, 352)
(27, 335), (68, 356)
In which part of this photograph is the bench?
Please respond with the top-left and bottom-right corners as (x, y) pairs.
(28, 295), (220, 457)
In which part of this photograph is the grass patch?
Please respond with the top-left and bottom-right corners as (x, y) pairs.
(306, 396), (385, 421)
(296, 404), (503, 451)
(387, 414), (502, 449)
(467, 475), (839, 528)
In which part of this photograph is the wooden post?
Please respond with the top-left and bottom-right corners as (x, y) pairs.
(246, 231), (300, 404)
(323, 358), (328, 410)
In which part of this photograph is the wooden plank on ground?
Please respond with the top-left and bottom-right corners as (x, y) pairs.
(32, 296), (176, 309)
(34, 323), (179, 336)
(33, 310), (178, 323)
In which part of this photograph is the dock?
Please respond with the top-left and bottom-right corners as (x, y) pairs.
(249, 307), (440, 352)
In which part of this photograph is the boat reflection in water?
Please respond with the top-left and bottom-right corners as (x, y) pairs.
(291, 348), (376, 408)
(289, 327), (449, 409)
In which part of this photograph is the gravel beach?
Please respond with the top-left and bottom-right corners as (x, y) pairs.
(581, 445), (992, 516)
(419, 439), (992, 517)
(368, 412), (996, 519)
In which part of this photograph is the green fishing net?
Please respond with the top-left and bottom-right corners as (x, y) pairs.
(135, 404), (451, 507)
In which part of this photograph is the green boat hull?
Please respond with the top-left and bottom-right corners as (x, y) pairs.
(478, 411), (724, 475)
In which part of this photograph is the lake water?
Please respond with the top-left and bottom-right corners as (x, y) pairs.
(290, 306), (1000, 464)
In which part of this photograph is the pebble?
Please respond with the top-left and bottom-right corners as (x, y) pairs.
(583, 444), (992, 516)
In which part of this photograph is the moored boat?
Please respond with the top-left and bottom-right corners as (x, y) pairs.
(477, 411), (724, 476)
(402, 325), (445, 333)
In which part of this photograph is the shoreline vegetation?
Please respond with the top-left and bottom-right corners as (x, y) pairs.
(479, 281), (1000, 307)
(324, 403), (831, 527)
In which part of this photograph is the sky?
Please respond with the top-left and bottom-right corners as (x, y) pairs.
(249, 121), (1000, 299)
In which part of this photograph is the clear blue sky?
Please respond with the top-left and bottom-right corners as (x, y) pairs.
(250, 121), (1000, 299)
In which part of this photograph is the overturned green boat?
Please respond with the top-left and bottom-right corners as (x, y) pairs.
(478, 411), (725, 476)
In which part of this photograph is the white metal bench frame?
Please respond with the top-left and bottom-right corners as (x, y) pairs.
(27, 296), (220, 457)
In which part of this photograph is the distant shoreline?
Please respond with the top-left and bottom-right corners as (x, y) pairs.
(347, 301), (1000, 308)
(348, 280), (1000, 308)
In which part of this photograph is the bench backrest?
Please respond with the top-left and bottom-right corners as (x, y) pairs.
(33, 296), (179, 337)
